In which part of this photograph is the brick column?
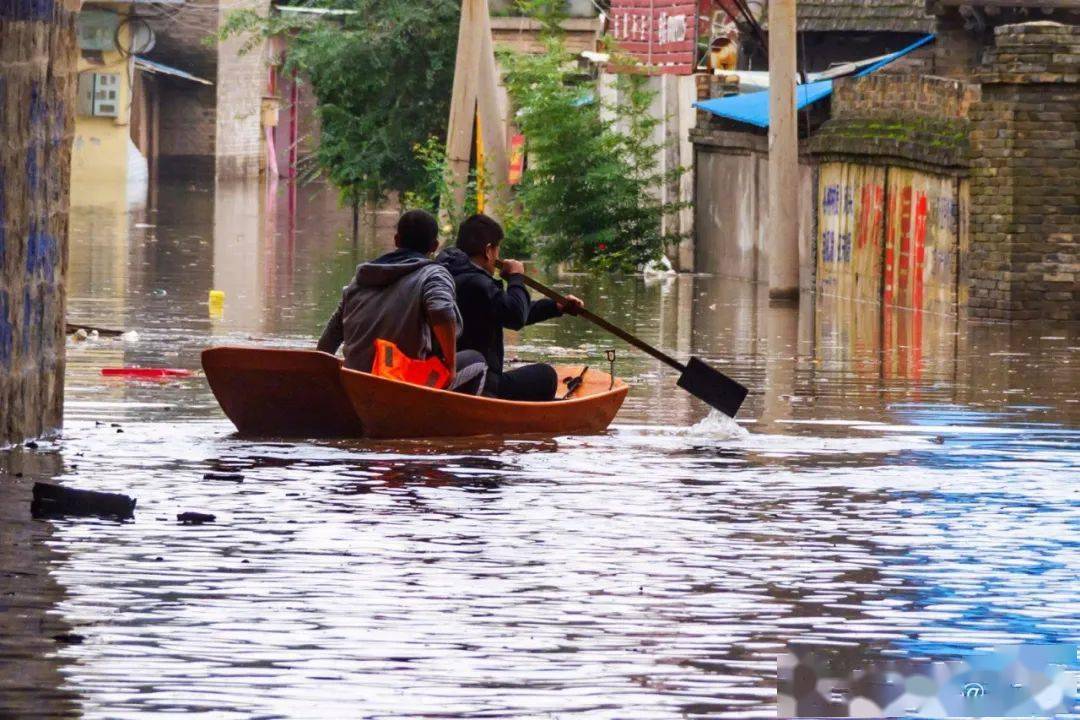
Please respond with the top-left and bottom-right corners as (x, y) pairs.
(215, 0), (271, 178)
(0, 2), (77, 443)
(969, 23), (1080, 321)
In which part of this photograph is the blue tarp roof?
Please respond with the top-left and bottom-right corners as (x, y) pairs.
(693, 34), (935, 128)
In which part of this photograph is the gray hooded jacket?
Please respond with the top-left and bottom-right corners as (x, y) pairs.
(317, 249), (461, 371)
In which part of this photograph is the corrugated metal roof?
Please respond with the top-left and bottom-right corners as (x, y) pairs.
(134, 56), (213, 85)
(693, 34), (934, 128)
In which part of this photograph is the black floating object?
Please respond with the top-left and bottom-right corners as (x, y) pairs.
(177, 512), (216, 525)
(53, 633), (84, 644)
(202, 472), (244, 482)
(31, 482), (136, 520)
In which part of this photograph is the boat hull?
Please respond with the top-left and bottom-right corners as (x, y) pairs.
(339, 364), (628, 439)
(202, 347), (364, 437)
(202, 346), (628, 439)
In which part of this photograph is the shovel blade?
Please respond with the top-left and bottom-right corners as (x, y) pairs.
(676, 357), (748, 418)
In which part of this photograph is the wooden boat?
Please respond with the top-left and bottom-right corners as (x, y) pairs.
(202, 347), (364, 437)
(202, 346), (628, 439)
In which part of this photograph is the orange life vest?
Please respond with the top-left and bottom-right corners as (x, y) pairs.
(371, 339), (452, 390)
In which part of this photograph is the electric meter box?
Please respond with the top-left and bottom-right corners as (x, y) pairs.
(77, 9), (120, 51)
(77, 72), (121, 118)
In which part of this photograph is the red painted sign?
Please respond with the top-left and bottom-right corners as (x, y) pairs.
(508, 134), (525, 186)
(608, 0), (698, 74)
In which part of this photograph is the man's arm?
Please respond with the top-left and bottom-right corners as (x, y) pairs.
(525, 298), (562, 326)
(498, 260), (584, 328)
(316, 301), (344, 354)
(494, 274), (533, 330)
(429, 318), (456, 381)
(421, 267), (460, 377)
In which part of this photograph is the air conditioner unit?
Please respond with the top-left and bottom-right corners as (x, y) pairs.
(77, 72), (121, 118)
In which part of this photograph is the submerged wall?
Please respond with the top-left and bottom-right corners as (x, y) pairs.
(690, 130), (817, 288)
(0, 1), (77, 444)
(808, 74), (973, 315)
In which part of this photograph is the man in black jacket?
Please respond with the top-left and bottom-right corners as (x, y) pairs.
(437, 214), (584, 401)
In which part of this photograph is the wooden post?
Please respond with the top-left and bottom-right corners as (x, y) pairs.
(767, 0), (800, 301)
(445, 0), (508, 221)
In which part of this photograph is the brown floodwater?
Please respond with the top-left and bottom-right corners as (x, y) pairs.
(2, 177), (1077, 718)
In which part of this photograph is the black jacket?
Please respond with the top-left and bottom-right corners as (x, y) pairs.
(437, 247), (561, 373)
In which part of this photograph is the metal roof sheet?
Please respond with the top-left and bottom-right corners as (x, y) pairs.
(692, 34), (934, 128)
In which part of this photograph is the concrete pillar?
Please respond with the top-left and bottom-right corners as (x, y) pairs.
(766, 0), (800, 300)
(0, 1), (78, 443)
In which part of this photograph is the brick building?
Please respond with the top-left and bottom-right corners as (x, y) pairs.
(692, 0), (1079, 322)
(145, 0), (270, 178)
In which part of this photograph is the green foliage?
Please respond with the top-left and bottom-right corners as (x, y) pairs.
(499, 13), (685, 271)
(401, 136), (479, 233)
(220, 0), (461, 205)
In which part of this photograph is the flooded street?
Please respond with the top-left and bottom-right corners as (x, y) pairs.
(3, 179), (1078, 718)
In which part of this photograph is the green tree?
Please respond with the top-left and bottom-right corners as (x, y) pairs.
(498, 1), (685, 271)
(220, 0), (461, 208)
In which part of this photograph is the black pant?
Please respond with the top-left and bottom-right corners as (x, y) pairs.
(485, 363), (558, 402)
(451, 349), (488, 395)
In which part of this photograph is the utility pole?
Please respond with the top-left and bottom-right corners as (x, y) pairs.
(767, 0), (800, 301)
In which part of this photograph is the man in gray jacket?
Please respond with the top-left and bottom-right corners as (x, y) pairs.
(317, 210), (487, 394)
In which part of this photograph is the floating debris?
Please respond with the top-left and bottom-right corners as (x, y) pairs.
(202, 472), (244, 482)
(177, 512), (216, 525)
(31, 482), (136, 520)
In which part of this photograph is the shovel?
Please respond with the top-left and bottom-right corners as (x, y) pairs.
(517, 273), (749, 418)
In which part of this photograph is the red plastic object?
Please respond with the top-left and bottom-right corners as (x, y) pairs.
(101, 367), (194, 379)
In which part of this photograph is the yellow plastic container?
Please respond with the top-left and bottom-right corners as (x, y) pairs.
(208, 289), (225, 319)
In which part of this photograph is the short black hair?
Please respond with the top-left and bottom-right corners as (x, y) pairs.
(456, 214), (504, 257)
(396, 209), (439, 253)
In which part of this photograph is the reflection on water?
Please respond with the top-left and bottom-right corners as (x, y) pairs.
(0, 450), (80, 719)
(7, 177), (1078, 717)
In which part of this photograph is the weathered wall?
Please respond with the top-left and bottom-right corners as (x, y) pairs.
(216, 0), (269, 178)
(808, 73), (971, 314)
(969, 22), (1080, 322)
(146, 0), (269, 179)
(691, 130), (816, 288)
(147, 0), (218, 176)
(0, 1), (76, 444)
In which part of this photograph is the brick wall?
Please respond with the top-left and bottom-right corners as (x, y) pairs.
(215, 0), (269, 178)
(968, 22), (1080, 321)
(147, 0), (268, 179)
(0, 2), (76, 444)
(931, 9), (987, 80)
(831, 73), (976, 122)
(810, 73), (974, 174)
(148, 1), (218, 175)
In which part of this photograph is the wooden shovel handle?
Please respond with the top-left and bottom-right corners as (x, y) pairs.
(515, 273), (686, 373)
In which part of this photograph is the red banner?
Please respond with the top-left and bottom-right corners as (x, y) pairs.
(607, 0), (698, 75)
(508, 134), (525, 186)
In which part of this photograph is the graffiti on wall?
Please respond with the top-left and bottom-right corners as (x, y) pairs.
(884, 169), (959, 314)
(817, 163), (961, 314)
(0, 0), (73, 442)
(816, 163), (963, 384)
(817, 163), (887, 303)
